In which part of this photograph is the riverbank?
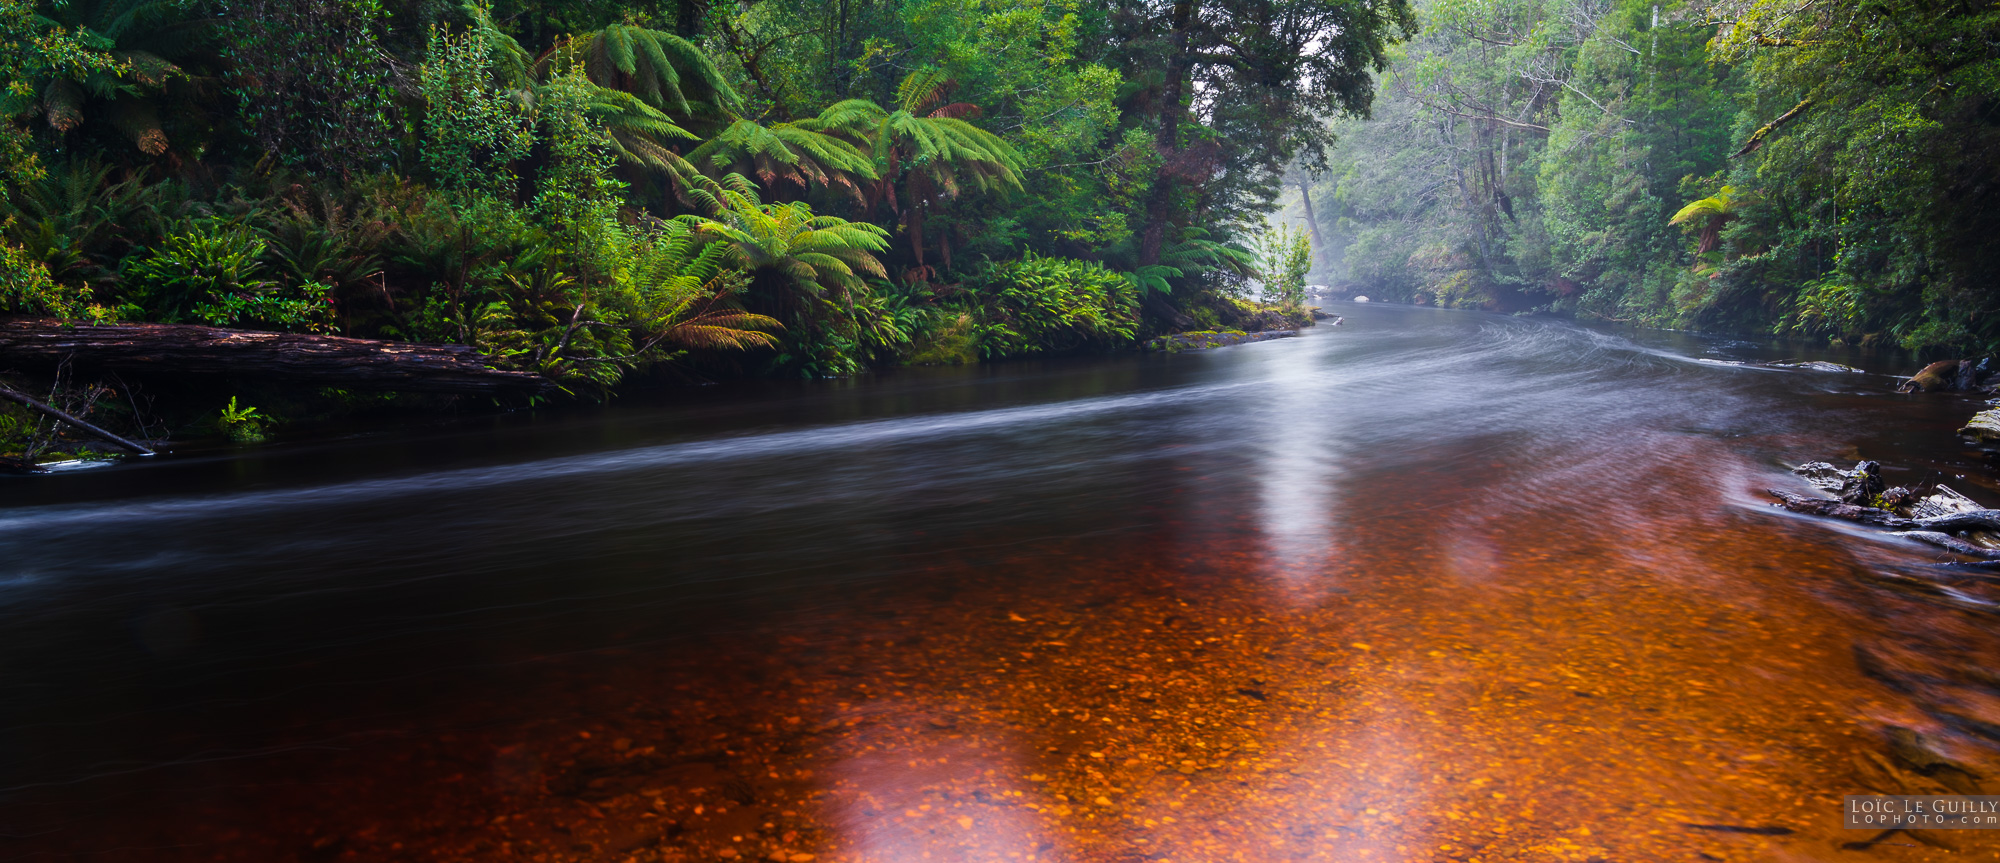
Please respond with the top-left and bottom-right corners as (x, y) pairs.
(0, 299), (1314, 471)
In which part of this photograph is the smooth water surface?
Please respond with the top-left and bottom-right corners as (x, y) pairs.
(5, 304), (1998, 862)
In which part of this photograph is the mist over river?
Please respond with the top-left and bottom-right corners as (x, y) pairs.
(5, 303), (1998, 862)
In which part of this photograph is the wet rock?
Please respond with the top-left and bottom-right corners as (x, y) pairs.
(1901, 358), (1992, 393)
(1962, 409), (2000, 443)
(1838, 460), (1887, 506)
(1791, 462), (1850, 492)
(1766, 360), (1863, 373)
(1893, 530), (2000, 558)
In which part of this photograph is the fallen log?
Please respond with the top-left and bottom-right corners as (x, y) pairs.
(0, 318), (550, 395)
(0, 383), (153, 455)
(1915, 510), (2000, 533)
(1769, 489), (1916, 528)
(1895, 531), (2000, 559)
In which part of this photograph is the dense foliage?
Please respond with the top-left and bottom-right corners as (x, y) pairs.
(1303, 0), (1999, 353)
(0, 0), (1402, 406)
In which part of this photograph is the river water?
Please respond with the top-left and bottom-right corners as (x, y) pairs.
(5, 304), (2000, 862)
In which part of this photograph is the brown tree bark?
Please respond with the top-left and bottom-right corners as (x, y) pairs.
(1138, 0), (1197, 268)
(0, 319), (550, 395)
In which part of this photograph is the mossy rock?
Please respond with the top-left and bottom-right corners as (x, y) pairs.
(1144, 329), (1298, 352)
(1961, 409), (2000, 443)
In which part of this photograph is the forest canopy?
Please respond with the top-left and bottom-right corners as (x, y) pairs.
(1297, 0), (2000, 353)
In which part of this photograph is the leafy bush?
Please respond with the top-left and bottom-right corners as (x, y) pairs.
(193, 279), (336, 332)
(124, 219), (336, 330)
(973, 253), (1138, 358)
(125, 219), (271, 321)
(907, 313), (980, 365)
(1253, 224), (1311, 311)
(2, 235), (92, 317)
(418, 23), (534, 198)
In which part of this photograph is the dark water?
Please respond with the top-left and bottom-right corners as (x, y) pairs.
(4, 304), (1998, 862)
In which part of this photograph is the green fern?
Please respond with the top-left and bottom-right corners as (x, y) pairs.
(685, 119), (879, 201)
(801, 71), (1026, 269)
(569, 23), (741, 119)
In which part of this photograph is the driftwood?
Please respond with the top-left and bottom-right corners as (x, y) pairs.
(1768, 489), (1916, 528)
(0, 383), (153, 455)
(0, 318), (550, 395)
(1914, 510), (2000, 533)
(1776, 459), (2000, 575)
(1895, 531), (2000, 560)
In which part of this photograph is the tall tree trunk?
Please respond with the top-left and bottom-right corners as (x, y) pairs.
(1297, 180), (1327, 272)
(676, 0), (702, 37)
(1138, 0), (1197, 267)
(832, 0), (848, 91)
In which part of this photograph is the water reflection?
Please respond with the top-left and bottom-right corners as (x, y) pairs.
(1247, 332), (1346, 587)
(826, 698), (1057, 862)
(2, 304), (1997, 861)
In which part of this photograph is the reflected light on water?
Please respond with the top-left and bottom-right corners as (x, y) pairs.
(823, 699), (1059, 862)
(1247, 343), (1348, 596)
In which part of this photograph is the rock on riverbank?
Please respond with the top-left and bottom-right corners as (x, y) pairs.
(1144, 330), (1299, 352)
(1963, 409), (2000, 443)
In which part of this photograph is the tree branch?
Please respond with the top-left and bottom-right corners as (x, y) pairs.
(0, 382), (154, 455)
(1732, 98), (1812, 157)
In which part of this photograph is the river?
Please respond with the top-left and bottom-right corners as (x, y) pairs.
(4, 303), (1998, 862)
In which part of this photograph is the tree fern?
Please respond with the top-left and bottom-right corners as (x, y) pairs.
(685, 119), (879, 202)
(568, 24), (741, 120)
(24, 0), (205, 155)
(1670, 186), (1736, 254)
(803, 71), (1025, 272)
(688, 188), (890, 298)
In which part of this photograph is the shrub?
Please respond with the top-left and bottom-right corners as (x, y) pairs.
(126, 219), (336, 330)
(125, 219), (271, 322)
(1, 236), (90, 318)
(973, 253), (1139, 358)
(907, 313), (981, 365)
(193, 279), (337, 332)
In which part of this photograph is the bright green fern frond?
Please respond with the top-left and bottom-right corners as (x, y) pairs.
(895, 68), (953, 115)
